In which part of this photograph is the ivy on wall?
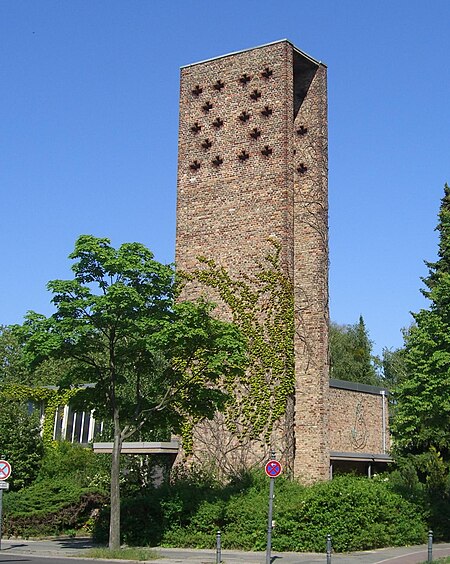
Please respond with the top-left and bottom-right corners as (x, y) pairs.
(0, 384), (80, 449)
(185, 241), (295, 443)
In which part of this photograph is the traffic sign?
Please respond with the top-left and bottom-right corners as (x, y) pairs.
(0, 461), (11, 481)
(265, 459), (282, 478)
(0, 482), (9, 490)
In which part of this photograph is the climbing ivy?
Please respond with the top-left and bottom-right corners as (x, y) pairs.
(0, 384), (80, 449)
(186, 241), (295, 442)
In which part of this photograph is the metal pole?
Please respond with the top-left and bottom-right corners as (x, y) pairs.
(326, 533), (332, 564)
(428, 530), (433, 562)
(0, 489), (3, 551)
(216, 530), (221, 564)
(381, 390), (386, 454)
(265, 450), (276, 564)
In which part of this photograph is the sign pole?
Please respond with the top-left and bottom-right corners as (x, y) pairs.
(264, 452), (282, 564)
(265, 468), (275, 564)
(0, 459), (12, 552)
(0, 488), (3, 551)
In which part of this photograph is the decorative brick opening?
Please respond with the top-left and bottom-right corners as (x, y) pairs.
(250, 127), (261, 140)
(201, 139), (212, 150)
(189, 160), (201, 171)
(238, 111), (251, 122)
(212, 117), (224, 129)
(213, 79), (225, 91)
(239, 73), (251, 85)
(191, 85), (203, 97)
(261, 145), (273, 157)
(261, 67), (273, 79)
(190, 122), (201, 134)
(212, 155), (223, 167)
(250, 89), (262, 101)
(296, 125), (308, 135)
(261, 106), (273, 117)
(297, 163), (308, 174)
(238, 149), (250, 161)
(202, 101), (213, 113)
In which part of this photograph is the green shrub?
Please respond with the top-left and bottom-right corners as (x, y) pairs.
(93, 471), (427, 552)
(38, 441), (110, 491)
(3, 478), (107, 537)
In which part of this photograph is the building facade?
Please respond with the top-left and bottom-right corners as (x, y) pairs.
(175, 40), (389, 482)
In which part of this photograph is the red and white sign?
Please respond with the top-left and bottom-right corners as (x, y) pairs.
(0, 460), (11, 481)
(265, 459), (282, 478)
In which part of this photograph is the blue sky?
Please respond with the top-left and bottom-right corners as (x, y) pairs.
(1, 0), (449, 356)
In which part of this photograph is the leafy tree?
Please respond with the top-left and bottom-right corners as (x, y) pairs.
(0, 398), (43, 490)
(19, 235), (246, 549)
(0, 325), (28, 384)
(0, 324), (72, 386)
(393, 184), (450, 460)
(329, 316), (380, 385)
(377, 346), (408, 390)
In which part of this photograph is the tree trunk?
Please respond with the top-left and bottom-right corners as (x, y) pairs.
(109, 407), (122, 550)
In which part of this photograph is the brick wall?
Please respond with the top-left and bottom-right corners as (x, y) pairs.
(329, 382), (389, 454)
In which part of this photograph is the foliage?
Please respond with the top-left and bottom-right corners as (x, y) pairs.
(393, 185), (450, 460)
(18, 235), (246, 549)
(329, 317), (380, 386)
(0, 324), (75, 386)
(390, 450), (450, 540)
(93, 471), (426, 552)
(186, 241), (295, 442)
(377, 345), (408, 390)
(0, 397), (43, 490)
(37, 441), (110, 491)
(2, 477), (106, 537)
(0, 325), (29, 384)
(0, 383), (79, 449)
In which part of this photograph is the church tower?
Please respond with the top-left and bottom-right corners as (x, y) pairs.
(175, 40), (329, 482)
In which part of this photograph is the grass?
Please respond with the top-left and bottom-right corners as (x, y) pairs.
(420, 558), (450, 563)
(82, 547), (160, 560)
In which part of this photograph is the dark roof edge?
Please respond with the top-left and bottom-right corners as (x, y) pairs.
(329, 378), (390, 396)
(330, 450), (393, 462)
(180, 39), (325, 69)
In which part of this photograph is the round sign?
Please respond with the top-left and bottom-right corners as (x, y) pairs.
(265, 459), (282, 478)
(0, 460), (11, 481)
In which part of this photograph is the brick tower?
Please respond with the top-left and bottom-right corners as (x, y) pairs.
(175, 40), (329, 483)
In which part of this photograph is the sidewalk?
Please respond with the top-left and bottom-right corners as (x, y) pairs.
(1, 537), (450, 563)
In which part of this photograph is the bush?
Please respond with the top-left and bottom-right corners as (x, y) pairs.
(37, 441), (110, 491)
(93, 471), (427, 552)
(0, 399), (43, 490)
(3, 478), (107, 537)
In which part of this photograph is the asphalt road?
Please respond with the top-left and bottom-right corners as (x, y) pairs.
(1, 537), (450, 563)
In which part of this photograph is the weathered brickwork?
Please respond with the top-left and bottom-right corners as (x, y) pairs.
(175, 41), (388, 482)
(329, 386), (389, 454)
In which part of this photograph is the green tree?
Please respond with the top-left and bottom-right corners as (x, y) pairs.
(329, 316), (380, 385)
(19, 235), (246, 549)
(377, 346), (408, 390)
(0, 398), (43, 490)
(0, 325), (28, 384)
(393, 184), (450, 459)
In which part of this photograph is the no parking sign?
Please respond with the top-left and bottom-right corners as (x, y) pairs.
(0, 461), (11, 481)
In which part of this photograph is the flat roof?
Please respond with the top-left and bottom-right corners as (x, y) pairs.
(330, 451), (393, 463)
(93, 441), (180, 455)
(181, 39), (325, 69)
(329, 378), (390, 396)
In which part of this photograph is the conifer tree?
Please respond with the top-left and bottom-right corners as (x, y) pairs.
(393, 184), (450, 459)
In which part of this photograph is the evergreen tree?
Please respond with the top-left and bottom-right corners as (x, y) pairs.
(393, 184), (450, 460)
(329, 316), (379, 385)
